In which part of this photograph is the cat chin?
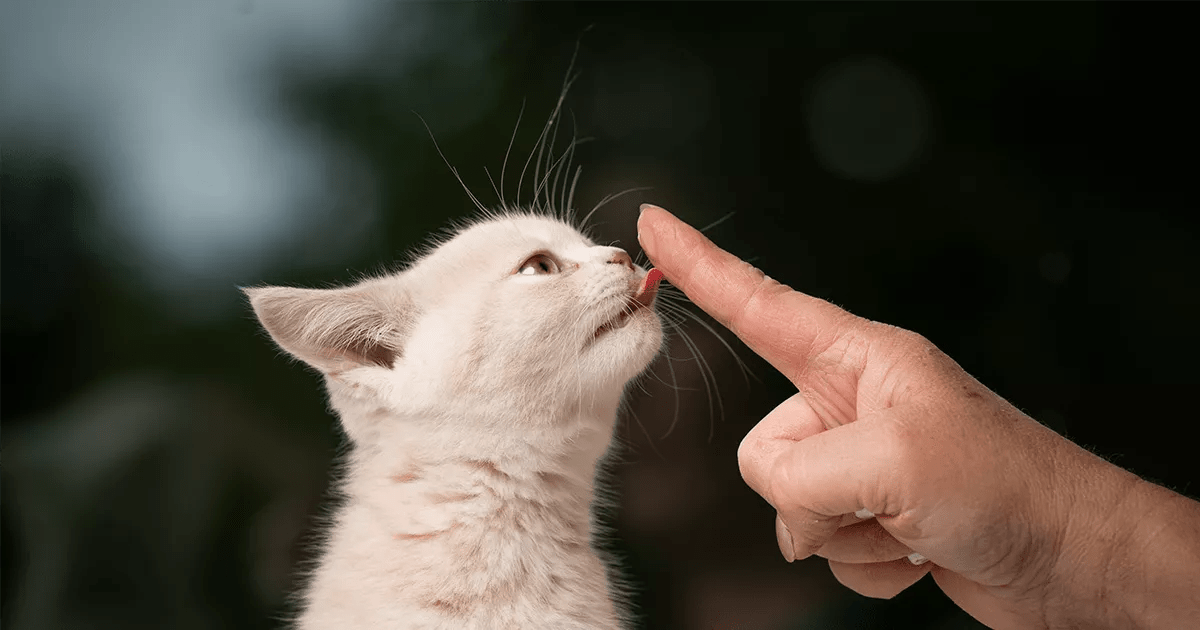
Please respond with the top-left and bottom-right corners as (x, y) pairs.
(583, 311), (663, 385)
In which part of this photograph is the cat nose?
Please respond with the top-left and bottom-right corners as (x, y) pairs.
(607, 250), (634, 271)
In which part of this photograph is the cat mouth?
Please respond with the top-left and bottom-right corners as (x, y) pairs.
(592, 269), (663, 340)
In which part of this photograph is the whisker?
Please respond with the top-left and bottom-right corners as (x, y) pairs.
(516, 85), (568, 213)
(563, 114), (582, 219)
(673, 316), (722, 441)
(530, 41), (583, 213)
(532, 136), (589, 217)
(535, 78), (566, 213)
(654, 288), (762, 442)
(414, 112), (488, 214)
(499, 99), (527, 211)
(580, 186), (655, 232)
(565, 166), (583, 225)
(655, 322), (686, 440)
(550, 111), (577, 219)
(698, 211), (736, 233)
(625, 400), (666, 462)
(654, 309), (714, 420)
(484, 166), (505, 212)
(658, 290), (755, 384)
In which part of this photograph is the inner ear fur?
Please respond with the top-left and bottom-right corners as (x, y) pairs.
(244, 279), (415, 373)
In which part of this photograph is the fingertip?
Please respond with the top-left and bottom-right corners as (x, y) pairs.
(778, 508), (841, 562)
(636, 204), (670, 234)
(775, 514), (796, 563)
(636, 206), (654, 253)
(636, 204), (674, 256)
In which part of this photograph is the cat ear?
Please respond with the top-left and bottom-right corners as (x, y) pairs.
(244, 280), (415, 373)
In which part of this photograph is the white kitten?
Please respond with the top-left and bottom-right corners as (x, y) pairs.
(246, 212), (664, 629)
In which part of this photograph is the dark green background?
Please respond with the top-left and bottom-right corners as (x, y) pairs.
(4, 3), (1197, 629)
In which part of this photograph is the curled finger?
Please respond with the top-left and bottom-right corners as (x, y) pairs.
(816, 518), (915, 564)
(828, 557), (932, 600)
(776, 510), (840, 562)
(768, 415), (901, 560)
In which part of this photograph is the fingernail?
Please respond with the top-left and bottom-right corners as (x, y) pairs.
(637, 215), (657, 253)
(639, 203), (661, 214)
(907, 553), (929, 566)
(854, 508), (875, 519)
(775, 514), (795, 563)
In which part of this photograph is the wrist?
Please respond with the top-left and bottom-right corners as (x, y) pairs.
(1047, 447), (1200, 629)
(1108, 480), (1200, 629)
(1049, 461), (1142, 629)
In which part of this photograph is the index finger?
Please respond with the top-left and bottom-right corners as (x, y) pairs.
(637, 204), (858, 382)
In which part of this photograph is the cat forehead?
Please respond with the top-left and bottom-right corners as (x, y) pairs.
(402, 214), (599, 283)
(443, 215), (594, 256)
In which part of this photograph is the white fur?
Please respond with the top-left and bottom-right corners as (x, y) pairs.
(246, 212), (663, 629)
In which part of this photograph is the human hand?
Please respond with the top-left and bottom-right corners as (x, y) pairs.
(636, 204), (1200, 629)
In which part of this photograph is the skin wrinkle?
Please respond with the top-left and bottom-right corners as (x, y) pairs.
(638, 205), (1200, 628)
(790, 335), (867, 431)
(727, 273), (783, 340)
(1088, 476), (1146, 627)
(859, 336), (906, 413)
(768, 447), (834, 555)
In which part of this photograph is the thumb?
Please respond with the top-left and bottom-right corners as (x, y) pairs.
(738, 393), (829, 497)
(637, 204), (858, 384)
(743, 405), (905, 559)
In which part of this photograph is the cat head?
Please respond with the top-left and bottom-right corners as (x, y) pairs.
(245, 212), (663, 445)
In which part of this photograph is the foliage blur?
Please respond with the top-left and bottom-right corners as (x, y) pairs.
(3, 3), (1197, 629)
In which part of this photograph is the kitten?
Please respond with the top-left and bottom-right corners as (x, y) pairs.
(246, 212), (665, 629)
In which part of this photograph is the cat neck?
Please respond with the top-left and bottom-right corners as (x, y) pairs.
(299, 399), (627, 628)
(345, 391), (623, 497)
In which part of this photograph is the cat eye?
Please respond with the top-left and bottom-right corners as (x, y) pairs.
(516, 253), (560, 276)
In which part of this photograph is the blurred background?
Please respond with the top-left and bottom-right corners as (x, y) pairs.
(3, 2), (1198, 629)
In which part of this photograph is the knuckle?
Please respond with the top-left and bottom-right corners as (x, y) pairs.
(876, 418), (912, 469)
(729, 270), (779, 335)
(766, 448), (801, 511)
(873, 323), (933, 354)
(902, 330), (952, 365)
(792, 519), (832, 552)
(872, 418), (922, 511)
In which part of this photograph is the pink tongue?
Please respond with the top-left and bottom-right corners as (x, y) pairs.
(637, 268), (664, 297)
